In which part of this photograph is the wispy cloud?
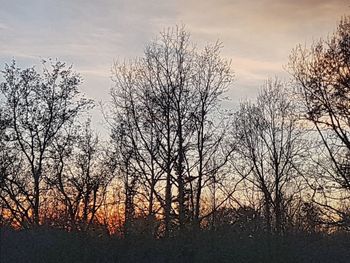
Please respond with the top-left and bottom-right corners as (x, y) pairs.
(0, 22), (8, 30)
(0, 0), (348, 131)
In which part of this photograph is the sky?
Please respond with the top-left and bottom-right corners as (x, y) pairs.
(0, 0), (348, 134)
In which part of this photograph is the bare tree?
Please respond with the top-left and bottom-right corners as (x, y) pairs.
(232, 79), (305, 234)
(47, 120), (110, 231)
(190, 42), (233, 229)
(110, 61), (162, 236)
(289, 17), (350, 228)
(0, 107), (17, 226)
(0, 60), (93, 226)
(110, 27), (234, 236)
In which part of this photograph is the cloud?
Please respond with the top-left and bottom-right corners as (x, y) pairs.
(0, 0), (348, 133)
(176, 0), (348, 91)
(0, 22), (8, 30)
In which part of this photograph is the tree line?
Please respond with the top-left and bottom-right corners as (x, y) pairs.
(1, 18), (350, 238)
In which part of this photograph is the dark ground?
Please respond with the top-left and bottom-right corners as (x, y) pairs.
(1, 227), (350, 263)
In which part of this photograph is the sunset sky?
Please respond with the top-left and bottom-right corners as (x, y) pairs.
(0, 0), (348, 133)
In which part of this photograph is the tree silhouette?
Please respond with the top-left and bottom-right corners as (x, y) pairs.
(290, 17), (350, 228)
(232, 79), (305, 234)
(110, 27), (234, 236)
(0, 60), (93, 226)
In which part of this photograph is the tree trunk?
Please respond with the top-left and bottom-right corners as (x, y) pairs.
(33, 171), (40, 226)
(177, 120), (185, 232)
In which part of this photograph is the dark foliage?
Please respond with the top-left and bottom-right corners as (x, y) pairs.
(1, 227), (350, 263)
